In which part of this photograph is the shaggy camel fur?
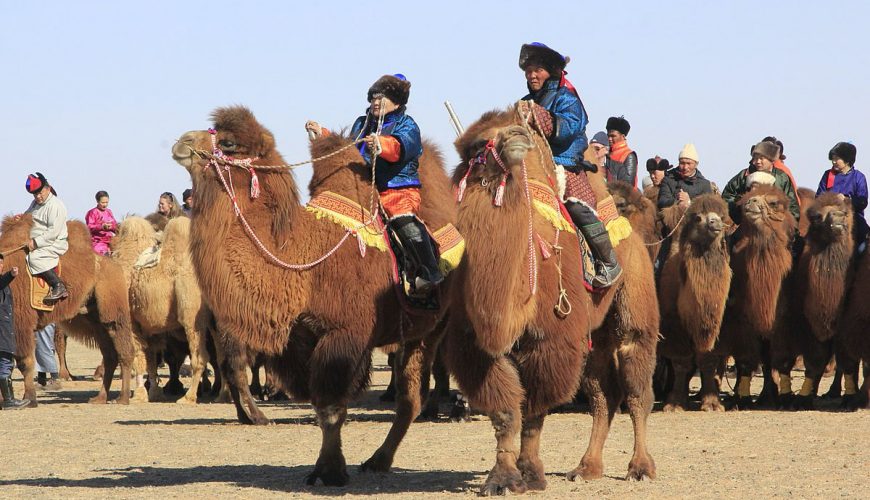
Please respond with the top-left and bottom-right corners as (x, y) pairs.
(171, 106), (455, 486)
(609, 180), (660, 263)
(719, 186), (797, 408)
(0, 215), (139, 406)
(797, 187), (816, 237)
(840, 242), (870, 409)
(110, 215), (215, 404)
(791, 193), (859, 409)
(658, 194), (731, 411)
(446, 107), (658, 495)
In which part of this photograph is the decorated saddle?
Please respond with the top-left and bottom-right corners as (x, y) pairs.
(306, 191), (465, 309)
(28, 264), (61, 312)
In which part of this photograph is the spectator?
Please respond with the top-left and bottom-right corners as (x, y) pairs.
(35, 323), (62, 389)
(182, 188), (194, 217)
(0, 257), (29, 409)
(85, 190), (118, 255)
(604, 116), (638, 187)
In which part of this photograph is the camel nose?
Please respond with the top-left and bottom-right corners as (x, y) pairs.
(708, 215), (724, 231)
(172, 131), (198, 158)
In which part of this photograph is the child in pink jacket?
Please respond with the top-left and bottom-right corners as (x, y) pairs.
(85, 190), (117, 255)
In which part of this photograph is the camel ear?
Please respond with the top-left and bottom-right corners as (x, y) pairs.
(260, 132), (275, 155)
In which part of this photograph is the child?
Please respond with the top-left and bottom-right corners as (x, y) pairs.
(25, 172), (69, 304)
(85, 190), (118, 255)
(306, 74), (443, 292)
(0, 257), (29, 409)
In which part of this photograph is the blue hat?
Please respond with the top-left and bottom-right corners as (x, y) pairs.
(590, 131), (609, 146)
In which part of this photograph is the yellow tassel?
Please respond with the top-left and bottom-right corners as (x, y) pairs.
(798, 377), (815, 397)
(305, 204), (388, 252)
(532, 199), (576, 233)
(737, 376), (752, 397)
(844, 375), (858, 396)
(779, 374), (792, 395)
(438, 239), (465, 275)
(606, 217), (633, 247)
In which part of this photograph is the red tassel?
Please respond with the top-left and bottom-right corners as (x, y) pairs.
(249, 168), (260, 199)
(493, 175), (507, 207)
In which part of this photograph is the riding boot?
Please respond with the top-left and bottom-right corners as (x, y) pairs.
(391, 217), (444, 293)
(582, 221), (623, 288)
(39, 268), (69, 304)
(1, 378), (30, 410)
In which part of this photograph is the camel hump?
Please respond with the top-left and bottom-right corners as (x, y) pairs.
(162, 217), (191, 255)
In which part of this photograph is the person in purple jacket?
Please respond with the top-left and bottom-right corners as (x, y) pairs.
(816, 141), (868, 252)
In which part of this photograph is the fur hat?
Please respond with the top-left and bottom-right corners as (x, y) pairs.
(367, 74), (411, 105)
(518, 42), (569, 75)
(829, 141), (857, 166)
(26, 172), (48, 194)
(646, 157), (670, 172)
(762, 136), (786, 160)
(606, 116), (630, 136)
(747, 171), (776, 187)
(679, 143), (699, 163)
(752, 141), (781, 162)
(590, 131), (609, 146)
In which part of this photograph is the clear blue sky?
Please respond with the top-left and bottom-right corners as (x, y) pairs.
(3, 1), (868, 220)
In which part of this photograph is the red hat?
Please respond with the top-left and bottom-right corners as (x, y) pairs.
(26, 172), (47, 194)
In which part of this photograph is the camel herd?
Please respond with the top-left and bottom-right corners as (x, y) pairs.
(1, 104), (867, 495)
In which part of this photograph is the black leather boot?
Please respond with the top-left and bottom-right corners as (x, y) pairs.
(391, 217), (444, 294)
(1, 377), (30, 410)
(582, 221), (623, 289)
(39, 268), (69, 304)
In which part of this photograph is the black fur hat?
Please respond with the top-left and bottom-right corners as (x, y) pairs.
(829, 142), (857, 166)
(606, 116), (630, 136)
(367, 74), (411, 105)
(519, 42), (569, 75)
(646, 157), (670, 172)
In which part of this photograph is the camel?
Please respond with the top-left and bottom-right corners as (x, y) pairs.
(791, 193), (858, 409)
(445, 107), (658, 495)
(171, 106), (457, 485)
(657, 194), (731, 411)
(840, 238), (870, 409)
(0, 215), (140, 406)
(109, 215), (216, 404)
(609, 180), (660, 263)
(719, 185), (797, 408)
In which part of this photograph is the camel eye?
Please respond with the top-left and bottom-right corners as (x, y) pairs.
(769, 200), (779, 207)
(218, 139), (237, 151)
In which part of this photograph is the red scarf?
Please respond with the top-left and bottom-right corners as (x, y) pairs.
(559, 71), (579, 98)
(609, 141), (633, 163)
(826, 169), (837, 189)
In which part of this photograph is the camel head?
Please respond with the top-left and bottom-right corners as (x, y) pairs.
(679, 194), (730, 247)
(805, 192), (853, 246)
(610, 180), (648, 219)
(738, 185), (795, 237)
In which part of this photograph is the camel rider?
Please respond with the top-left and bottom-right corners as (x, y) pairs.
(306, 74), (443, 293)
(518, 42), (622, 288)
(604, 116), (639, 187)
(24, 173), (69, 304)
(722, 141), (800, 225)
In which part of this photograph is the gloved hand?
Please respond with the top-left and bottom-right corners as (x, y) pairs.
(529, 102), (554, 138)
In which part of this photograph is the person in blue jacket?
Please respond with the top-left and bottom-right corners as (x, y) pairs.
(817, 141), (869, 252)
(518, 42), (621, 288)
(0, 257), (29, 409)
(306, 74), (443, 293)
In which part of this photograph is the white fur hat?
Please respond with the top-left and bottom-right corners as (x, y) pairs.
(746, 171), (776, 187)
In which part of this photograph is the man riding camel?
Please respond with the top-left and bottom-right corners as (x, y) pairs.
(24, 172), (69, 304)
(517, 42), (622, 288)
(306, 74), (443, 293)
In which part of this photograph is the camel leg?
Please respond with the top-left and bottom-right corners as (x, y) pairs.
(570, 345), (620, 482)
(618, 334), (657, 481)
(663, 356), (692, 412)
(178, 327), (208, 405)
(130, 341), (149, 403)
(361, 337), (435, 473)
(793, 337), (831, 410)
(91, 333), (117, 404)
(17, 353), (38, 408)
(105, 326), (132, 405)
(55, 332), (73, 381)
(697, 352), (724, 412)
(756, 340), (778, 408)
(249, 355), (264, 400)
(145, 346), (165, 402)
(421, 346), (451, 418)
(219, 333), (269, 425)
(445, 323), (526, 495)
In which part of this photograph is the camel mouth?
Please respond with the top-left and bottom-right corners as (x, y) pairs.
(496, 125), (534, 165)
(171, 131), (205, 170)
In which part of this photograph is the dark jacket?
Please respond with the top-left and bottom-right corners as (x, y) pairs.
(657, 168), (713, 209)
(350, 107), (423, 191)
(0, 271), (17, 355)
(605, 151), (639, 187)
(522, 79), (588, 167)
(816, 167), (870, 244)
(722, 167), (800, 223)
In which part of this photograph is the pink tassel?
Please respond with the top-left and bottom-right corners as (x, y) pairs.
(456, 167), (471, 202)
(356, 233), (366, 258)
(249, 168), (260, 199)
(537, 234), (552, 260)
(493, 175), (507, 207)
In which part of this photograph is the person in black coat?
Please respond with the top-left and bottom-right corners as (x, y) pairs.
(0, 256), (29, 409)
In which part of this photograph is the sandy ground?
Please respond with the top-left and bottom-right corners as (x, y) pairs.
(2, 340), (867, 499)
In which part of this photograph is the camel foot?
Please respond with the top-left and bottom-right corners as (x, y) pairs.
(163, 379), (186, 397)
(417, 401), (440, 421)
(176, 394), (198, 405)
(839, 394), (864, 412)
(304, 457), (349, 487)
(662, 402), (686, 413)
(89, 393), (108, 404)
(26, 398), (38, 408)
(480, 464), (527, 496)
(213, 392), (232, 404)
(360, 448), (393, 474)
(791, 395), (815, 411)
(775, 393), (795, 410)
(729, 396), (754, 411)
(821, 385), (841, 400)
(567, 460), (603, 481)
(626, 455), (656, 481)
(115, 392), (131, 405)
(755, 391), (778, 409)
(517, 458), (547, 491)
(131, 387), (149, 403)
(148, 388), (166, 403)
(700, 395), (725, 412)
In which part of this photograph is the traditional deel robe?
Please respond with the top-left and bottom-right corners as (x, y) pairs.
(350, 107), (424, 192)
(522, 77), (589, 168)
(25, 193), (69, 274)
(722, 166), (799, 223)
(85, 206), (118, 255)
(605, 141), (638, 187)
(816, 167), (870, 244)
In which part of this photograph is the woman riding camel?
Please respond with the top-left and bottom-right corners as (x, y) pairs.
(816, 141), (868, 252)
(306, 74), (443, 293)
(23, 172), (69, 304)
(517, 42), (622, 288)
(85, 190), (118, 255)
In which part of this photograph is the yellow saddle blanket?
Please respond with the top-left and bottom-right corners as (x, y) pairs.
(306, 191), (465, 275)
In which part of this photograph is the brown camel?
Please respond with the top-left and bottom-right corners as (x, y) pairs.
(445, 107), (658, 495)
(796, 187), (816, 237)
(840, 237), (870, 409)
(110, 215), (216, 404)
(791, 193), (858, 409)
(657, 194), (731, 411)
(609, 180), (660, 263)
(0, 215), (138, 406)
(719, 185), (797, 408)
(171, 106), (456, 485)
